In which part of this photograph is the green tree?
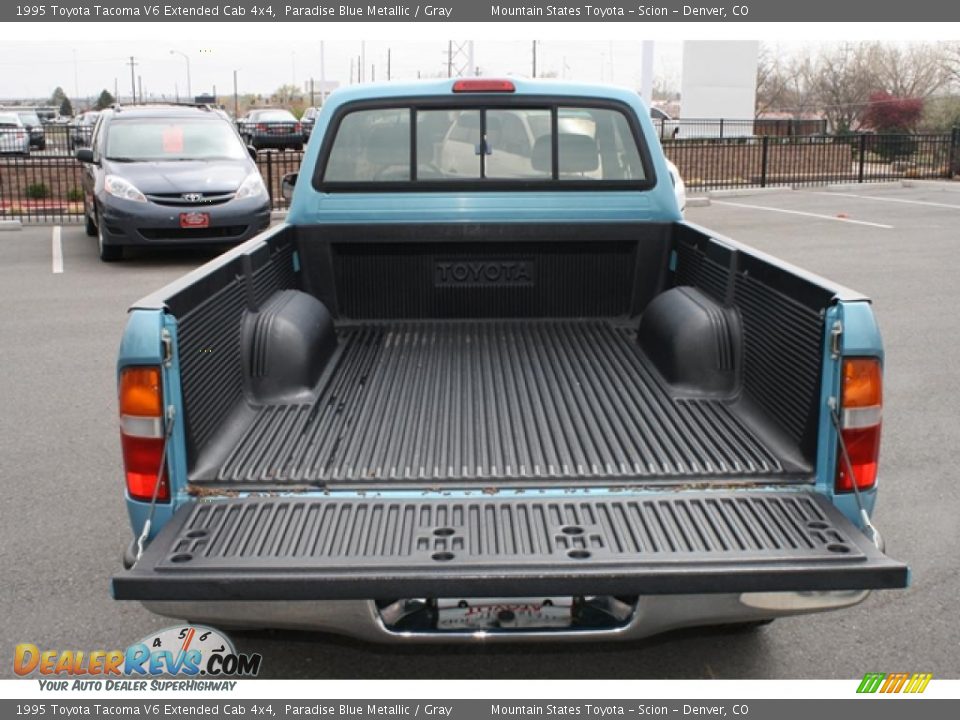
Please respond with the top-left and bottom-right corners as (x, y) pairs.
(50, 86), (68, 106)
(271, 84), (300, 105)
(59, 96), (73, 117)
(94, 89), (116, 110)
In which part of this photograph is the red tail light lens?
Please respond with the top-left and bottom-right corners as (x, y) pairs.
(452, 79), (516, 93)
(256, 123), (267, 131)
(295, 122), (302, 132)
(119, 366), (169, 503)
(835, 358), (882, 493)
(121, 434), (169, 502)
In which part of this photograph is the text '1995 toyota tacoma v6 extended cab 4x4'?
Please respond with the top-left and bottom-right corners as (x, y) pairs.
(111, 79), (907, 642)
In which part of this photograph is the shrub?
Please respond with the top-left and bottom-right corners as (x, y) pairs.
(25, 183), (50, 199)
(67, 188), (84, 202)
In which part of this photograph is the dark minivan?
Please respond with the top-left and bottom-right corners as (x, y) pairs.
(77, 104), (270, 261)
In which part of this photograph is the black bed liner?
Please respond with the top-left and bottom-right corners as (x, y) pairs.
(197, 319), (806, 488)
(113, 491), (908, 601)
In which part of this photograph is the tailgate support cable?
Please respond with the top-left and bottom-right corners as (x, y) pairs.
(829, 406), (882, 550)
(135, 405), (176, 562)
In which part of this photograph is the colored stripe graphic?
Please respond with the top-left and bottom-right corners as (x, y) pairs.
(857, 672), (932, 694)
(857, 673), (886, 693)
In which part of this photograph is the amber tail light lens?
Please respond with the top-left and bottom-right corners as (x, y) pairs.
(119, 367), (169, 502)
(835, 358), (882, 493)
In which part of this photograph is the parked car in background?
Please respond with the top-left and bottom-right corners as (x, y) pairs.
(0, 108), (46, 150)
(0, 112), (30, 155)
(69, 111), (100, 151)
(650, 106), (680, 140)
(238, 108), (303, 151)
(76, 104), (270, 261)
(300, 106), (320, 139)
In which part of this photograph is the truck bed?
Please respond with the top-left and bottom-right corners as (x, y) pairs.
(196, 318), (801, 488)
(159, 222), (832, 492)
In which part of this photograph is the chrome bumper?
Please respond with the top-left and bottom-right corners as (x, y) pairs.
(143, 590), (869, 644)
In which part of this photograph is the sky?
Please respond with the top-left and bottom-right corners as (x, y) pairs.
(0, 39), (688, 102)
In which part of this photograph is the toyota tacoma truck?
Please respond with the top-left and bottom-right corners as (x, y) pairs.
(112, 79), (907, 642)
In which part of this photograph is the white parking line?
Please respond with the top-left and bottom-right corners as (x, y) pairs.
(807, 191), (960, 211)
(711, 200), (894, 229)
(51, 226), (63, 274)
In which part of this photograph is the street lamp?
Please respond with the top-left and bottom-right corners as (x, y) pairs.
(169, 49), (191, 100)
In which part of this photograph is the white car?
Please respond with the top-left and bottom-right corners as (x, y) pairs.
(0, 112), (30, 155)
(665, 158), (687, 213)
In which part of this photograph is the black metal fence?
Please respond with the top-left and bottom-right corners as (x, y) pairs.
(0, 146), (304, 223)
(654, 117), (829, 141)
(3, 130), (958, 224)
(664, 132), (960, 192)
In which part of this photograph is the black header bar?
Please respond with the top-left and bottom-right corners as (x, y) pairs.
(2, 1), (956, 23)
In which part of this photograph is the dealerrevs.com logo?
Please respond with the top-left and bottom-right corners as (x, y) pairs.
(15, 625), (262, 689)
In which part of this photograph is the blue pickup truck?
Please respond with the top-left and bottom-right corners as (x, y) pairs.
(112, 79), (906, 642)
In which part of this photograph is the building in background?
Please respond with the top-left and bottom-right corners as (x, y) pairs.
(679, 41), (759, 137)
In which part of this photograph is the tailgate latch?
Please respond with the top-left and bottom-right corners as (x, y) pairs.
(830, 320), (843, 358)
(161, 328), (173, 368)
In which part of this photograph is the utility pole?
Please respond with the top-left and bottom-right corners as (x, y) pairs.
(446, 42), (472, 78)
(137, 75), (143, 104)
(309, 78), (315, 106)
(233, 70), (238, 117)
(532, 40), (537, 78)
(371, 66), (375, 82)
(319, 41), (327, 104)
(169, 50), (191, 99)
(387, 48), (391, 81)
(127, 56), (138, 103)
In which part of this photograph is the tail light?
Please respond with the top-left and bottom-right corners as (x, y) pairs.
(452, 79), (516, 93)
(256, 123), (267, 131)
(295, 122), (302, 133)
(835, 357), (882, 493)
(119, 366), (169, 503)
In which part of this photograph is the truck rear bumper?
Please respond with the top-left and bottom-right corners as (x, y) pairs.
(140, 590), (870, 643)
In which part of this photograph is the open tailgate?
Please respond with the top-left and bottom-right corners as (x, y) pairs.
(113, 491), (907, 601)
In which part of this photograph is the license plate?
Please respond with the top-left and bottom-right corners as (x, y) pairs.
(436, 597), (573, 630)
(179, 212), (209, 229)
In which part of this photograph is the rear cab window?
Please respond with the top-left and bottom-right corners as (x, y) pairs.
(315, 98), (653, 190)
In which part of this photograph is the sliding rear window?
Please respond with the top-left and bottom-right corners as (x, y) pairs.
(316, 100), (653, 190)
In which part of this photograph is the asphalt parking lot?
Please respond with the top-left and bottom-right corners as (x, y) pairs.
(1, 183), (958, 679)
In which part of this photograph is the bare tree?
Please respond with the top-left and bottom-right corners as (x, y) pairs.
(873, 42), (952, 98)
(755, 44), (788, 116)
(810, 43), (881, 133)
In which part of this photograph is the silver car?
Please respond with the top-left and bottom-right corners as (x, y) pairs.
(0, 112), (30, 155)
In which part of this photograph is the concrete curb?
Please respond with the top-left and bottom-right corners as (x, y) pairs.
(686, 196), (711, 208)
(707, 187), (791, 199)
(0, 220), (23, 231)
(825, 181), (905, 192)
(901, 179), (960, 192)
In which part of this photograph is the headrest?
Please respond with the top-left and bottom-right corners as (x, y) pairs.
(364, 123), (410, 167)
(531, 132), (600, 174)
